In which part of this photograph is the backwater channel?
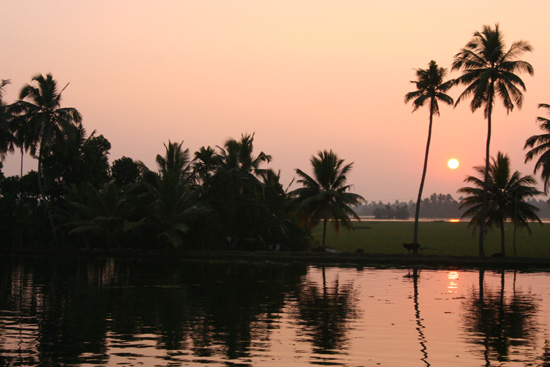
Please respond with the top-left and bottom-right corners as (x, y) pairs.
(1, 256), (549, 366)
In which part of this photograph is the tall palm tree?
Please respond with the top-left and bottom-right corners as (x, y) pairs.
(404, 60), (454, 246)
(155, 140), (191, 183)
(0, 79), (15, 161)
(452, 24), (534, 257)
(524, 103), (550, 193)
(17, 74), (82, 196)
(17, 73), (82, 236)
(458, 152), (542, 256)
(290, 150), (365, 249)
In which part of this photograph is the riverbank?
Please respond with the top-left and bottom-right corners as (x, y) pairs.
(2, 248), (550, 271)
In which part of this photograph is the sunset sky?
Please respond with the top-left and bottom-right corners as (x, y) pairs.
(2, 1), (549, 202)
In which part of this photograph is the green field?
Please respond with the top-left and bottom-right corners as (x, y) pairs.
(311, 220), (550, 258)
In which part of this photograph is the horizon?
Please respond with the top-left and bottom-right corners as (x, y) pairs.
(2, 1), (549, 202)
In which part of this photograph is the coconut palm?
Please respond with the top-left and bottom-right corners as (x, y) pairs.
(458, 152), (542, 256)
(191, 146), (220, 186)
(452, 24), (534, 256)
(208, 134), (273, 245)
(56, 183), (139, 249)
(290, 150), (365, 249)
(16, 74), (82, 237)
(155, 140), (191, 182)
(17, 74), (82, 199)
(0, 79), (15, 161)
(524, 103), (550, 193)
(404, 60), (454, 246)
(216, 133), (272, 193)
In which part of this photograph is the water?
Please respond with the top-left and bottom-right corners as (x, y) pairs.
(1, 256), (549, 366)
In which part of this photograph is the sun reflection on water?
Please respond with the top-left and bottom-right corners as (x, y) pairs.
(448, 271), (459, 293)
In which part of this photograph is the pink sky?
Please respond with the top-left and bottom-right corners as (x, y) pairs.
(2, 1), (549, 202)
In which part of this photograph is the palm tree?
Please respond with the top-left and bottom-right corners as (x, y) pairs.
(56, 183), (138, 249)
(404, 60), (454, 246)
(524, 103), (550, 192)
(16, 74), (82, 237)
(155, 140), (191, 182)
(191, 146), (220, 186)
(0, 79), (15, 161)
(452, 24), (534, 256)
(290, 150), (365, 249)
(458, 152), (542, 256)
(210, 133), (273, 245)
(17, 74), (82, 199)
(138, 140), (214, 249)
(216, 133), (272, 193)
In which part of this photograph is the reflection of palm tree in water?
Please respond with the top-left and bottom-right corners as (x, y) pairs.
(294, 266), (359, 354)
(463, 269), (539, 365)
(405, 268), (430, 366)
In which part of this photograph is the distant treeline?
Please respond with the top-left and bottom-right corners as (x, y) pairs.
(357, 193), (550, 219)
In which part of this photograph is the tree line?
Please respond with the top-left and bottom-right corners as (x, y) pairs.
(0, 75), (364, 251)
(358, 194), (550, 220)
(3, 24), (550, 256)
(358, 193), (462, 219)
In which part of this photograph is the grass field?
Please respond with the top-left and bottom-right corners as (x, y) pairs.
(311, 220), (550, 258)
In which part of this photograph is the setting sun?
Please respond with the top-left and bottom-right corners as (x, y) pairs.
(447, 158), (459, 170)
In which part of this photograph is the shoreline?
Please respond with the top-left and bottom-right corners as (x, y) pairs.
(2, 249), (550, 271)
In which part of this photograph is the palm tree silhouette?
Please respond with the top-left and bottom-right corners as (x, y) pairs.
(191, 146), (220, 187)
(458, 152), (542, 256)
(290, 150), (364, 249)
(0, 79), (16, 161)
(155, 140), (192, 182)
(404, 61), (454, 246)
(142, 141), (211, 249)
(452, 24), (534, 256)
(524, 103), (550, 193)
(56, 183), (137, 249)
(216, 133), (272, 194)
(17, 74), (82, 235)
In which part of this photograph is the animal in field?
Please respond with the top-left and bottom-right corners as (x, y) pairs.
(402, 243), (420, 254)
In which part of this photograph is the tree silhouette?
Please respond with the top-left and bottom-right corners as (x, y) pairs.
(16, 74), (82, 236)
(458, 152), (542, 256)
(452, 24), (534, 256)
(524, 103), (550, 193)
(0, 79), (16, 161)
(404, 60), (454, 245)
(290, 150), (365, 249)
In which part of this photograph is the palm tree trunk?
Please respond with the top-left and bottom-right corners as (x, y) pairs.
(20, 147), (24, 177)
(322, 218), (327, 249)
(413, 105), (434, 244)
(37, 154), (57, 242)
(479, 94), (494, 257)
(500, 222), (506, 256)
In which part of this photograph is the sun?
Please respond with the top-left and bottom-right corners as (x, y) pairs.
(447, 158), (459, 170)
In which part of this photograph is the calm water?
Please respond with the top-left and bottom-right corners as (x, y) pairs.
(1, 257), (549, 366)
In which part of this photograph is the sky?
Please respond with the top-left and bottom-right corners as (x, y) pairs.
(1, 0), (549, 202)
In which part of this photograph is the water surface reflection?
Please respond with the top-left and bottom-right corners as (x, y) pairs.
(1, 257), (549, 366)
